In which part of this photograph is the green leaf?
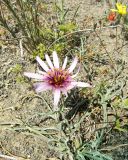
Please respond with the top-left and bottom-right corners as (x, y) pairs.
(76, 152), (85, 160)
(58, 23), (76, 32)
(115, 119), (127, 132)
(32, 43), (46, 60)
(51, 43), (65, 53)
(122, 98), (128, 108)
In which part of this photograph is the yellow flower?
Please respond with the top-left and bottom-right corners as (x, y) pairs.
(111, 3), (127, 15)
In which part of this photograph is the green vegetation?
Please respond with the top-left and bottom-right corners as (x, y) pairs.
(0, 0), (127, 160)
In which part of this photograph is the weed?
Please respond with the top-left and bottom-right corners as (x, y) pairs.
(0, 0), (128, 160)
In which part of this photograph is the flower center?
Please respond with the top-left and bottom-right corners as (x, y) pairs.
(47, 69), (70, 87)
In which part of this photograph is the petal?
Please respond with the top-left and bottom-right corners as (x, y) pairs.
(111, 9), (118, 12)
(62, 56), (68, 70)
(53, 89), (61, 110)
(24, 72), (43, 79)
(45, 54), (54, 69)
(34, 82), (52, 92)
(65, 82), (76, 91)
(73, 82), (92, 88)
(68, 57), (78, 73)
(53, 51), (59, 68)
(116, 3), (121, 10)
(36, 56), (49, 72)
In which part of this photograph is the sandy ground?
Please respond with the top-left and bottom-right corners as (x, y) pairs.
(0, 0), (128, 160)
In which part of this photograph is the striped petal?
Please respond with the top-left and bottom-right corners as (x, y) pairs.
(24, 72), (43, 79)
(34, 82), (52, 92)
(45, 54), (54, 69)
(62, 56), (67, 70)
(68, 57), (78, 73)
(53, 51), (59, 68)
(36, 56), (49, 72)
(53, 89), (61, 110)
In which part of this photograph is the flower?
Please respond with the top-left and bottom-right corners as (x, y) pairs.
(108, 12), (116, 21)
(111, 3), (127, 15)
(24, 51), (92, 110)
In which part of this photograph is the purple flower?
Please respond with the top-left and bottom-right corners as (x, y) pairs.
(24, 51), (92, 110)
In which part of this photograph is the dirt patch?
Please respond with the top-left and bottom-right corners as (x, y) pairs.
(0, 0), (128, 160)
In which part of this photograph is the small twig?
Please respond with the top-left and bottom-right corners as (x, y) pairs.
(0, 25), (121, 41)
(0, 106), (14, 112)
(21, 94), (52, 111)
(47, 25), (122, 51)
(116, 26), (118, 49)
(0, 142), (17, 159)
(19, 38), (24, 59)
(0, 122), (21, 126)
(94, 29), (116, 71)
(100, 143), (128, 151)
(0, 36), (27, 41)
(0, 153), (16, 160)
(33, 94), (53, 111)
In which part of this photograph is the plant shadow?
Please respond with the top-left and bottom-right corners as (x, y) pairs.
(64, 89), (90, 120)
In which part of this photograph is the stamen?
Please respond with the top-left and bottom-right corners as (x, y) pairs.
(47, 68), (71, 88)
